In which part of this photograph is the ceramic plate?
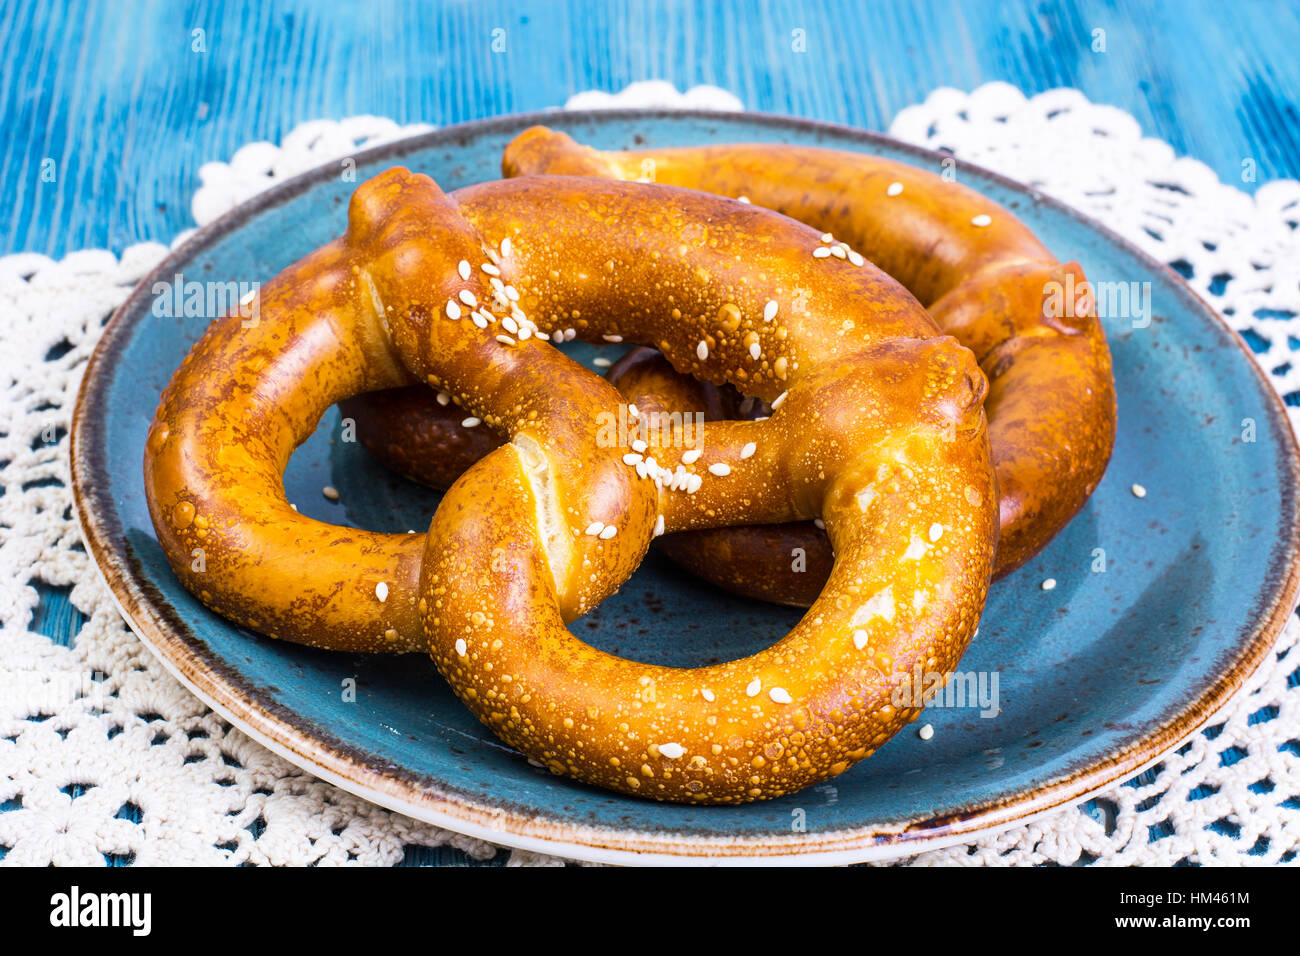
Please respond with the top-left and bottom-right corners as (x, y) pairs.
(71, 110), (1300, 865)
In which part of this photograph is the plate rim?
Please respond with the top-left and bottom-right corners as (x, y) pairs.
(70, 107), (1300, 864)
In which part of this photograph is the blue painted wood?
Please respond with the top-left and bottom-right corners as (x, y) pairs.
(3, 0), (1299, 259)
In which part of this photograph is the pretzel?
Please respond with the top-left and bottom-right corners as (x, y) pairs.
(338, 347), (826, 605)
(144, 167), (997, 802)
(348, 129), (1115, 603)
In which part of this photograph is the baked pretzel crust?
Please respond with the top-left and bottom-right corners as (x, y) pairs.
(348, 128), (1115, 605)
(505, 129), (1116, 584)
(145, 168), (997, 802)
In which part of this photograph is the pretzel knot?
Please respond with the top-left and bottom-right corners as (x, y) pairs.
(145, 167), (998, 803)
(350, 129), (1116, 607)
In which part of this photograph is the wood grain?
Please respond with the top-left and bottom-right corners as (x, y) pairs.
(3, 0), (1299, 258)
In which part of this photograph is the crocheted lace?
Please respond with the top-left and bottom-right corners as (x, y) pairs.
(2, 82), (1296, 866)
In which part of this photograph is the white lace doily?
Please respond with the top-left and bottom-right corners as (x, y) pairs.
(3, 82), (1298, 866)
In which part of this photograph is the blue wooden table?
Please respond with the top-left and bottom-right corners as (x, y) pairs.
(8, 0), (1299, 865)
(6, 0), (1300, 259)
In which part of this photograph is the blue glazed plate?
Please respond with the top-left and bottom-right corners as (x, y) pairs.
(71, 111), (1300, 864)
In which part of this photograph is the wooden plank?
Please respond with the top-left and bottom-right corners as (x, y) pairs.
(2, 0), (1299, 258)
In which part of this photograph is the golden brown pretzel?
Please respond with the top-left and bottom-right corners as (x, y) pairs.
(145, 167), (997, 802)
(338, 348), (829, 605)
(348, 128), (1116, 603)
(506, 128), (1116, 581)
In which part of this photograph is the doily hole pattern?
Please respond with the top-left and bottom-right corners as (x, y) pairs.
(2, 82), (1298, 866)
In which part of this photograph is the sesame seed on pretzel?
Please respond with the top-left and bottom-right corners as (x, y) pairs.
(145, 167), (997, 802)
(347, 129), (1115, 606)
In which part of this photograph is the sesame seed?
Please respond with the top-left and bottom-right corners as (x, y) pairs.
(746, 678), (762, 697)
(687, 474), (703, 494)
(461, 417), (481, 428)
(472, 313), (488, 329)
(1041, 577), (1057, 591)
(848, 250), (865, 267)
(459, 289), (477, 307)
(653, 514), (665, 537)
(830, 245), (847, 259)
(697, 340), (709, 360)
(495, 334), (515, 346)
(564, 328), (577, 341)
(505, 285), (520, 301)
(502, 316), (519, 334)
(458, 260), (471, 280)
(887, 182), (904, 197)
(708, 462), (731, 476)
(812, 247), (832, 259)
(632, 439), (648, 453)
(375, 581), (388, 602)
(500, 237), (512, 257)
(455, 638), (467, 657)
(594, 357), (612, 368)
(769, 687), (793, 704)
(658, 743), (684, 759)
(445, 300), (461, 319)
(737, 195), (750, 204)
(623, 453), (643, 466)
(517, 325), (533, 340)
(599, 525), (617, 540)
(903, 536), (931, 560)
(749, 342), (761, 360)
(929, 523), (944, 542)
(702, 688), (715, 702)
(740, 442), (757, 459)
(820, 233), (834, 242)
(482, 262), (500, 276)
(585, 522), (604, 536)
(919, 723), (934, 740)
(1131, 483), (1147, 498)
(598, 334), (620, 343)
(853, 629), (869, 650)
(764, 300), (778, 322)
(628, 404), (639, 418)
(971, 214), (992, 227)
(551, 329), (564, 343)
(813, 518), (825, 530)
(435, 391), (451, 406)
(681, 448), (702, 464)
(322, 485), (339, 501)
(770, 391), (788, 410)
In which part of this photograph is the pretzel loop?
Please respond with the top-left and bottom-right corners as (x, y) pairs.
(343, 130), (1116, 607)
(145, 166), (998, 802)
(502, 128), (1116, 581)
